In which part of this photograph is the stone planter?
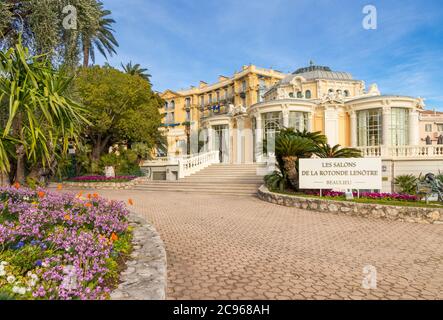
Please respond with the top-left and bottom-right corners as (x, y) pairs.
(111, 212), (167, 300)
(258, 185), (443, 225)
(62, 177), (148, 190)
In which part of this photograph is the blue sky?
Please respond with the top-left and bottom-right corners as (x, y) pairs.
(97, 0), (443, 110)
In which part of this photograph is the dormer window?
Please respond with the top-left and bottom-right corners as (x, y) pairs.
(289, 92), (294, 98)
(344, 90), (350, 97)
(305, 90), (312, 99)
(297, 91), (303, 98)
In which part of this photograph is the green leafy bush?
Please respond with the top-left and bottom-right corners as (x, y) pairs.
(264, 171), (287, 192)
(100, 148), (143, 176)
(395, 174), (418, 195)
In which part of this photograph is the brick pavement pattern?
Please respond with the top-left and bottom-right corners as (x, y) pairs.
(69, 189), (443, 300)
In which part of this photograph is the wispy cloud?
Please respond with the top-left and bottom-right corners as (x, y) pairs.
(97, 0), (443, 109)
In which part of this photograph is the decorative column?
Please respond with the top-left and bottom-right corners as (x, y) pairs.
(207, 125), (213, 153)
(409, 109), (420, 146)
(282, 108), (289, 128)
(307, 112), (314, 132)
(382, 107), (391, 157)
(324, 106), (339, 146)
(236, 117), (244, 164)
(255, 113), (263, 162)
(350, 110), (357, 147)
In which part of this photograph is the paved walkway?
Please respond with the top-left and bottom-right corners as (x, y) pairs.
(73, 189), (442, 300)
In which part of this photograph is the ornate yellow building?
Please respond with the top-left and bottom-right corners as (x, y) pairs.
(161, 63), (443, 161)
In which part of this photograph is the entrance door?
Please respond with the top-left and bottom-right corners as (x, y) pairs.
(212, 125), (229, 163)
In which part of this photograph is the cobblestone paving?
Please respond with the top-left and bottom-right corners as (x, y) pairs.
(69, 189), (443, 300)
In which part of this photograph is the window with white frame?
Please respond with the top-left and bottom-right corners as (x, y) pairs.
(305, 90), (312, 99)
(438, 124), (443, 132)
(289, 112), (309, 131)
(390, 108), (409, 146)
(425, 124), (432, 132)
(357, 109), (383, 146)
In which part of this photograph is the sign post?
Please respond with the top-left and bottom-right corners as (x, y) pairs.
(299, 158), (382, 191)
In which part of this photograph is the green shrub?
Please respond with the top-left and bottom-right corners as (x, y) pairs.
(264, 171), (287, 192)
(100, 148), (143, 176)
(395, 174), (418, 194)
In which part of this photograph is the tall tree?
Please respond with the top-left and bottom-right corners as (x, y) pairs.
(0, 39), (89, 183)
(121, 61), (152, 83)
(81, 2), (118, 67)
(0, 0), (118, 68)
(73, 66), (163, 162)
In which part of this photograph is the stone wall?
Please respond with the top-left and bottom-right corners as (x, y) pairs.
(111, 212), (167, 300)
(62, 177), (148, 190)
(258, 185), (443, 225)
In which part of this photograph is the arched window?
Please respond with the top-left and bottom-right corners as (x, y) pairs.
(171, 100), (175, 109)
(336, 89), (342, 94)
(344, 90), (350, 97)
(165, 102), (169, 110)
(305, 90), (312, 99)
(297, 91), (303, 98)
(288, 92), (294, 98)
(328, 89), (334, 93)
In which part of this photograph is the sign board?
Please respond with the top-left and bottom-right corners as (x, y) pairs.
(299, 158), (382, 190)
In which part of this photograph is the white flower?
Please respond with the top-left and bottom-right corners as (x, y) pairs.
(12, 286), (26, 295)
(0, 261), (7, 266)
(0, 269), (6, 277)
(7, 275), (16, 284)
(42, 262), (49, 268)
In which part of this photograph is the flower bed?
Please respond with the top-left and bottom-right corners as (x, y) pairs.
(0, 186), (132, 300)
(304, 190), (419, 202)
(68, 176), (137, 183)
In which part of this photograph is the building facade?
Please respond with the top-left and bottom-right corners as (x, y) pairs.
(161, 63), (443, 162)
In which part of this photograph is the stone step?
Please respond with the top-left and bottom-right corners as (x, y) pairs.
(136, 183), (259, 189)
(132, 187), (258, 195)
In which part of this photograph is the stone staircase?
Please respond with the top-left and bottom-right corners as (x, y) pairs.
(133, 164), (266, 196)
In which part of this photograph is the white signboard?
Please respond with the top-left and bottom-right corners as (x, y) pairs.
(299, 158), (382, 190)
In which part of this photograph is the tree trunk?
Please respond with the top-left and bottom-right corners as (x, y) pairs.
(83, 43), (90, 68)
(15, 144), (25, 184)
(0, 171), (8, 186)
(283, 156), (299, 190)
(92, 135), (112, 161)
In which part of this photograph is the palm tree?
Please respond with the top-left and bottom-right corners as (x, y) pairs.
(0, 39), (89, 183)
(121, 61), (152, 83)
(275, 133), (317, 190)
(81, 2), (118, 67)
(314, 143), (362, 158)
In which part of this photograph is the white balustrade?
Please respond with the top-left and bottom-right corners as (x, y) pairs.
(178, 151), (220, 179)
(356, 145), (443, 159)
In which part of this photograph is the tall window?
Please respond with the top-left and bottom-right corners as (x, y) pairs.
(357, 109), (382, 146)
(344, 90), (350, 97)
(391, 108), (409, 146)
(185, 98), (191, 108)
(186, 110), (191, 122)
(216, 91), (220, 102)
(200, 96), (204, 107)
(257, 79), (266, 102)
(242, 80), (247, 92)
(289, 112), (308, 131)
(263, 112), (282, 141)
(438, 124), (443, 132)
(165, 102), (169, 110)
(209, 94), (212, 104)
(170, 100), (175, 110)
(305, 90), (312, 99)
(425, 124), (432, 132)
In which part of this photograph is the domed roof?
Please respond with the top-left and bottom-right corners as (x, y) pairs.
(280, 64), (353, 84)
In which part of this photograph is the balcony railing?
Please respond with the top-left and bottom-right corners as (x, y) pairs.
(356, 145), (443, 159)
(200, 104), (230, 119)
